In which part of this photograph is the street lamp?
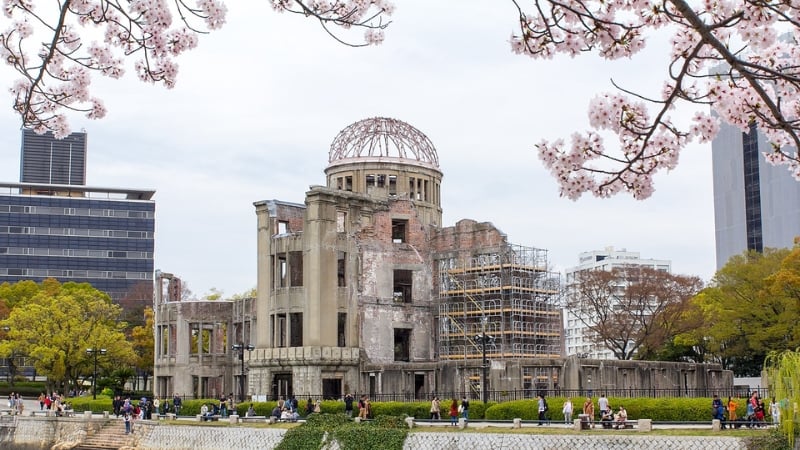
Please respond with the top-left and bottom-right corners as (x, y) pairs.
(231, 343), (255, 402)
(1, 326), (14, 386)
(474, 317), (494, 405)
(86, 348), (107, 400)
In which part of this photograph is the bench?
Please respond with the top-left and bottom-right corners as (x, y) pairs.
(197, 414), (221, 422)
(30, 410), (52, 417)
(241, 415), (266, 422)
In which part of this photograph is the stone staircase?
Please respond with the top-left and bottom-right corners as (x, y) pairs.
(74, 420), (137, 450)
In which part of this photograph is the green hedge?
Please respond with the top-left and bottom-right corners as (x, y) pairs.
(275, 413), (408, 450)
(67, 395), (113, 413)
(484, 396), (736, 422)
(0, 381), (47, 397)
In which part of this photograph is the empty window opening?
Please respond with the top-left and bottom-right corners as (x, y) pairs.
(366, 174), (375, 186)
(389, 175), (397, 195)
(394, 328), (411, 362)
(278, 255), (287, 287)
(376, 174), (386, 187)
(337, 251), (347, 287)
(416, 178), (423, 200)
(289, 251), (303, 287)
(290, 312), (303, 347)
(345, 176), (353, 191)
(277, 314), (287, 347)
(423, 180), (429, 202)
(337, 177), (343, 190)
(278, 221), (289, 234)
(392, 219), (408, 243)
(393, 269), (413, 303)
(338, 313), (347, 347)
(408, 177), (416, 199)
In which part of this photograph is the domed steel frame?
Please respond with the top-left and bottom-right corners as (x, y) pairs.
(329, 117), (439, 168)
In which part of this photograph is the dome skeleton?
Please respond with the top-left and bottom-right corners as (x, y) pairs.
(329, 117), (439, 168)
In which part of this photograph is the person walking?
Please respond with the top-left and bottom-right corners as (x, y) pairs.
(460, 397), (470, 422)
(430, 396), (441, 420)
(727, 396), (738, 423)
(123, 411), (131, 435)
(449, 399), (459, 426)
(537, 394), (547, 426)
(562, 398), (573, 427)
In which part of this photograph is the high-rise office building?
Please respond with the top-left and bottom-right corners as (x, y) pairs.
(0, 129), (155, 312)
(711, 122), (800, 268)
(20, 128), (87, 185)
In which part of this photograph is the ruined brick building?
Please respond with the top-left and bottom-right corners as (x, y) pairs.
(153, 118), (733, 401)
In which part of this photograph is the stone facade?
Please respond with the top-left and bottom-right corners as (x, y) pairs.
(153, 117), (734, 402)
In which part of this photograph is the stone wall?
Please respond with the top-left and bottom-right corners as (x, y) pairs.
(0, 417), (756, 450)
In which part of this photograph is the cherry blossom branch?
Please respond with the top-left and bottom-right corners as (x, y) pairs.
(270, 0), (393, 46)
(514, 0), (800, 199)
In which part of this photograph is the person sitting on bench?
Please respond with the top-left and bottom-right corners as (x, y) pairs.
(614, 406), (628, 429)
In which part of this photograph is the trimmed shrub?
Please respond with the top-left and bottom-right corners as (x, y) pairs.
(485, 396), (735, 422)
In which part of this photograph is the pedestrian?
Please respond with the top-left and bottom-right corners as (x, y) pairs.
(173, 394), (182, 415)
(712, 394), (726, 429)
(449, 399), (459, 426)
(562, 397), (573, 426)
(770, 397), (780, 425)
(460, 397), (470, 421)
(430, 396), (441, 420)
(537, 394), (547, 426)
(727, 396), (738, 423)
(344, 393), (354, 417)
(123, 411), (131, 434)
(598, 394), (609, 415)
(583, 397), (595, 428)
(38, 392), (45, 411)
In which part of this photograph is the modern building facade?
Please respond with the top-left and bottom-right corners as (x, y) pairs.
(0, 130), (155, 311)
(712, 121), (800, 268)
(563, 247), (671, 360)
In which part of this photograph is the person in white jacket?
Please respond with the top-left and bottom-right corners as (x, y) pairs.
(562, 398), (573, 426)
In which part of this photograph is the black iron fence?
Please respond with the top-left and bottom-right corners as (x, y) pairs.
(366, 387), (770, 403)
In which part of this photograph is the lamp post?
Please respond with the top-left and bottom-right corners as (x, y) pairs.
(86, 348), (107, 400)
(474, 317), (494, 405)
(1, 326), (13, 386)
(231, 343), (254, 402)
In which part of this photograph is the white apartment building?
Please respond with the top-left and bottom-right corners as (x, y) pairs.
(563, 247), (671, 360)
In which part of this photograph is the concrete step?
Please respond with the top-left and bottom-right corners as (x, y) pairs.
(75, 420), (136, 450)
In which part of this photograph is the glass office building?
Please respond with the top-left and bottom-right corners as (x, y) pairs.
(0, 182), (155, 303)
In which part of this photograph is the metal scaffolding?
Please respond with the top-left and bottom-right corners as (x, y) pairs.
(437, 244), (562, 364)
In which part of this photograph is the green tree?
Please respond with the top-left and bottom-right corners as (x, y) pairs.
(673, 248), (797, 375)
(0, 279), (136, 393)
(764, 350), (800, 448)
(130, 308), (155, 391)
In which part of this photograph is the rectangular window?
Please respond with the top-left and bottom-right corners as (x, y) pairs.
(278, 221), (289, 234)
(345, 176), (353, 191)
(393, 269), (412, 303)
(376, 174), (386, 187)
(366, 174), (375, 186)
(289, 251), (303, 287)
(338, 313), (347, 347)
(408, 177), (415, 199)
(337, 251), (346, 287)
(394, 328), (411, 362)
(277, 314), (287, 348)
(290, 313), (303, 347)
(337, 177), (343, 190)
(391, 219), (407, 243)
(388, 175), (397, 195)
(278, 255), (287, 287)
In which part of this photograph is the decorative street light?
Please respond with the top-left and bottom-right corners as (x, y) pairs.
(474, 316), (495, 405)
(231, 343), (255, 402)
(86, 348), (107, 400)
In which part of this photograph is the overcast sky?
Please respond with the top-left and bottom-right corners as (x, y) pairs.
(0, 1), (717, 298)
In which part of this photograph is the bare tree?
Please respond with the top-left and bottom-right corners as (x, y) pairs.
(565, 266), (702, 359)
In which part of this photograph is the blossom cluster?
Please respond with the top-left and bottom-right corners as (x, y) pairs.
(1, 0), (227, 137)
(269, 0), (393, 45)
(513, 0), (800, 199)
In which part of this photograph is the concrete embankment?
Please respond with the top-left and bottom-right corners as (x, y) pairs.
(0, 415), (752, 449)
